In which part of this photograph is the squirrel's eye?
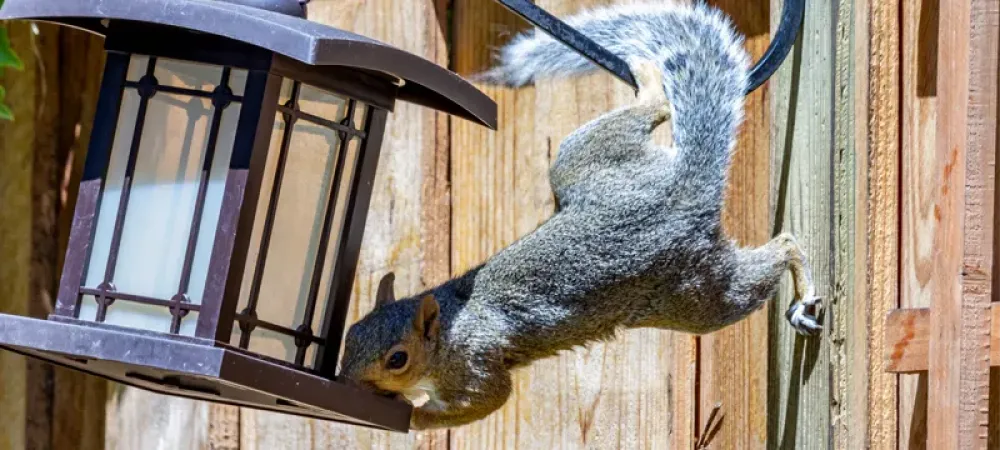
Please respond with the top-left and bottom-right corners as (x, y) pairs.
(386, 351), (408, 371)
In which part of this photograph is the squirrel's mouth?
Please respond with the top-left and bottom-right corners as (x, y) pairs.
(371, 388), (412, 405)
(365, 384), (408, 402)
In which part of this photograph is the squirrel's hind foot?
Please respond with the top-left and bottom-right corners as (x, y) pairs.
(786, 293), (823, 336)
(775, 233), (824, 336)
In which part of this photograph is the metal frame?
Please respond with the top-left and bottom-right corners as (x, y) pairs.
(494, 0), (806, 94)
(0, 314), (410, 431)
(316, 108), (388, 376)
(39, 22), (411, 430)
(0, 0), (498, 128)
(55, 57), (389, 369)
(205, 70), (282, 341)
(53, 51), (261, 334)
(231, 81), (382, 372)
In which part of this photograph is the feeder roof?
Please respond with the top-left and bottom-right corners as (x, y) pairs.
(0, 0), (497, 129)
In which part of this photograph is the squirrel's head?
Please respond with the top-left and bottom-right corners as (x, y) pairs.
(340, 273), (441, 398)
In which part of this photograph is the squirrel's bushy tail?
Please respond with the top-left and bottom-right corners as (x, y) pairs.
(477, 2), (750, 202)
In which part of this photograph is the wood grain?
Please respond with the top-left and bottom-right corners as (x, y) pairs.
(863, 0), (902, 447)
(927, 0), (998, 446)
(766, 0), (834, 448)
(105, 388), (211, 450)
(238, 0), (452, 448)
(830, 0), (870, 447)
(0, 22), (107, 450)
(883, 305), (1000, 372)
(0, 21), (35, 450)
(898, 0), (939, 446)
(883, 308), (932, 374)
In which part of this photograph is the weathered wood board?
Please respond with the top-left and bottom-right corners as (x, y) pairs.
(767, 0), (834, 448)
(863, 0), (903, 447)
(926, 0), (997, 448)
(0, 22), (108, 450)
(0, 22), (34, 450)
(898, 0), (939, 447)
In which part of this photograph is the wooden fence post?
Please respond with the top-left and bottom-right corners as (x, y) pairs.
(926, 0), (998, 448)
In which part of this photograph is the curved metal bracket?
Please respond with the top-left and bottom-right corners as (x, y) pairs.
(495, 0), (806, 95)
(746, 0), (805, 93)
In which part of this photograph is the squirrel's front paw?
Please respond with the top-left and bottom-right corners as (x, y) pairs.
(785, 295), (823, 336)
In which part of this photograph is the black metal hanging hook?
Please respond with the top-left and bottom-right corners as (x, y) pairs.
(493, 0), (806, 95)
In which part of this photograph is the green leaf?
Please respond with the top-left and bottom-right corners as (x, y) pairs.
(0, 85), (10, 121)
(0, 26), (23, 71)
(0, 103), (12, 121)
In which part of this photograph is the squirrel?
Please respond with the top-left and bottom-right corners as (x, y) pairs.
(339, 2), (822, 430)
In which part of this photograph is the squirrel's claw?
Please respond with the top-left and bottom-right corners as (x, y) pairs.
(785, 296), (823, 336)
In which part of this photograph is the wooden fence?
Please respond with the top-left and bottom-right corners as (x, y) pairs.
(0, 0), (998, 448)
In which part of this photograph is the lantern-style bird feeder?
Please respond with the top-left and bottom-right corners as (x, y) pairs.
(0, 0), (495, 432)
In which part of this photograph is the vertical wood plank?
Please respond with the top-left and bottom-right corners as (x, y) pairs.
(766, 0), (834, 448)
(0, 21), (36, 450)
(898, 0), (939, 447)
(208, 405), (241, 450)
(670, 333), (697, 450)
(830, 0), (871, 448)
(927, 0), (998, 447)
(23, 22), (62, 450)
(699, 1), (771, 448)
(449, 1), (691, 448)
(237, 0), (451, 449)
(105, 388), (210, 450)
(0, 22), (107, 450)
(864, 0), (902, 447)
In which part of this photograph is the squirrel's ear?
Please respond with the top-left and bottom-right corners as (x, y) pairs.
(414, 295), (440, 341)
(375, 272), (396, 307)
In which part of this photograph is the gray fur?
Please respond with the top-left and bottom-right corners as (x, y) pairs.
(341, 2), (821, 430)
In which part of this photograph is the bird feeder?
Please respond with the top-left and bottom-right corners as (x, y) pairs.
(0, 0), (495, 432)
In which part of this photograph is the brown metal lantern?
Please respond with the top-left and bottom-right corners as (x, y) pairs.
(0, 0), (496, 432)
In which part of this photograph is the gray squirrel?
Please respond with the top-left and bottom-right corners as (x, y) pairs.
(340, 2), (822, 430)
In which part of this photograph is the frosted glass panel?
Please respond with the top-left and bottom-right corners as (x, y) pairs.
(278, 79), (295, 105)
(79, 58), (241, 336)
(311, 137), (360, 332)
(187, 104), (242, 305)
(155, 58), (222, 90)
(232, 326), (294, 363)
(235, 114), (286, 319)
(255, 120), (342, 329)
(352, 103), (368, 130)
(80, 90), (142, 322)
(229, 69), (249, 97)
(126, 56), (150, 81)
(298, 84), (348, 121)
(234, 86), (366, 365)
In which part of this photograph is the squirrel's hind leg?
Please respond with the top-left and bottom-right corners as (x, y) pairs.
(548, 59), (671, 200)
(772, 233), (823, 336)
